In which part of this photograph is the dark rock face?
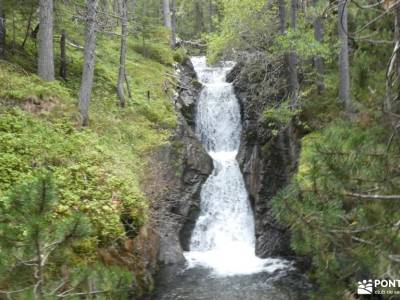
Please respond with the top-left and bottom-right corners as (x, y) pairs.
(175, 58), (203, 129)
(151, 58), (212, 266)
(227, 55), (303, 258)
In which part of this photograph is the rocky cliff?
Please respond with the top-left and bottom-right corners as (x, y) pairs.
(149, 58), (212, 266)
(227, 54), (303, 258)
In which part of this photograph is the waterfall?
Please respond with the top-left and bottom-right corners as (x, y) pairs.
(184, 57), (289, 276)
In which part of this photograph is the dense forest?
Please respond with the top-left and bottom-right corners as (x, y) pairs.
(0, 0), (399, 299)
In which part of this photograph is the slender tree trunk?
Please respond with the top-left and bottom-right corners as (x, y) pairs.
(0, 0), (5, 58)
(38, 0), (55, 81)
(162, 0), (171, 29)
(117, 0), (128, 108)
(395, 5), (400, 95)
(124, 72), (132, 99)
(278, 0), (286, 34)
(33, 228), (44, 299)
(208, 0), (214, 32)
(60, 30), (67, 80)
(387, 4), (400, 115)
(79, 0), (98, 127)
(130, 0), (137, 11)
(11, 8), (15, 53)
(313, 0), (325, 93)
(338, 0), (352, 113)
(288, 0), (299, 105)
(194, 0), (204, 35)
(171, 0), (177, 48)
(21, 4), (34, 49)
(141, 0), (147, 54)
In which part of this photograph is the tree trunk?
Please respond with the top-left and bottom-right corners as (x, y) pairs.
(130, 0), (137, 12)
(278, 0), (286, 34)
(171, 0), (177, 48)
(38, 0), (55, 81)
(395, 5), (400, 100)
(117, 0), (128, 108)
(79, 0), (98, 127)
(163, 0), (171, 29)
(194, 0), (204, 35)
(387, 4), (400, 115)
(313, 0), (325, 93)
(0, 0), (5, 58)
(208, 0), (214, 32)
(21, 4), (34, 49)
(11, 8), (15, 53)
(60, 30), (67, 80)
(288, 0), (299, 105)
(33, 228), (44, 300)
(338, 0), (352, 113)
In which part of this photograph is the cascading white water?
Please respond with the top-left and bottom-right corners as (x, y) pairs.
(184, 57), (290, 276)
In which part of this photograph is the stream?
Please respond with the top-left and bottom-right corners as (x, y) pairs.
(153, 57), (311, 300)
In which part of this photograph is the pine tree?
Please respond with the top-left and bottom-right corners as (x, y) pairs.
(0, 170), (91, 299)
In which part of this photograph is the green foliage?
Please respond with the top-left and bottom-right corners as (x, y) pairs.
(0, 108), (147, 242)
(272, 27), (332, 61)
(0, 62), (73, 102)
(0, 171), (131, 299)
(272, 121), (400, 298)
(264, 100), (302, 125)
(131, 41), (174, 66)
(0, 2), (179, 297)
(173, 47), (189, 64)
(206, 0), (273, 62)
(174, 0), (221, 40)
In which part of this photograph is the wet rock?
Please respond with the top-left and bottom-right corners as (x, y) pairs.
(175, 58), (203, 129)
(150, 57), (212, 266)
(228, 54), (303, 258)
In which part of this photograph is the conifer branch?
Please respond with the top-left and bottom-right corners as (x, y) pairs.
(344, 191), (400, 200)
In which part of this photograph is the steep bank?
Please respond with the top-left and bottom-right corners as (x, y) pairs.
(148, 57), (213, 267)
(0, 18), (188, 296)
(226, 55), (304, 258)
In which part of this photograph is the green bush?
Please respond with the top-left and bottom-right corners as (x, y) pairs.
(272, 120), (400, 299)
(131, 42), (174, 66)
(0, 108), (147, 242)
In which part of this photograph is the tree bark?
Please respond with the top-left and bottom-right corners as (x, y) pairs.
(395, 4), (400, 105)
(162, 0), (171, 29)
(0, 0), (5, 58)
(38, 0), (55, 81)
(79, 0), (98, 127)
(278, 0), (286, 34)
(208, 0), (214, 32)
(117, 0), (128, 108)
(130, 0), (137, 12)
(11, 8), (16, 53)
(313, 0), (325, 93)
(338, 0), (352, 113)
(288, 0), (299, 105)
(194, 0), (204, 35)
(171, 0), (177, 48)
(21, 4), (34, 49)
(60, 30), (67, 80)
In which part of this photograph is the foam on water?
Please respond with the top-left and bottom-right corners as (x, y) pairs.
(183, 56), (291, 276)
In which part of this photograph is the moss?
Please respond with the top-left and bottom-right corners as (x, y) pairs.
(0, 6), (178, 296)
(0, 62), (73, 103)
(173, 48), (189, 63)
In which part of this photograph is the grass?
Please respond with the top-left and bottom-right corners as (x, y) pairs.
(0, 6), (180, 276)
